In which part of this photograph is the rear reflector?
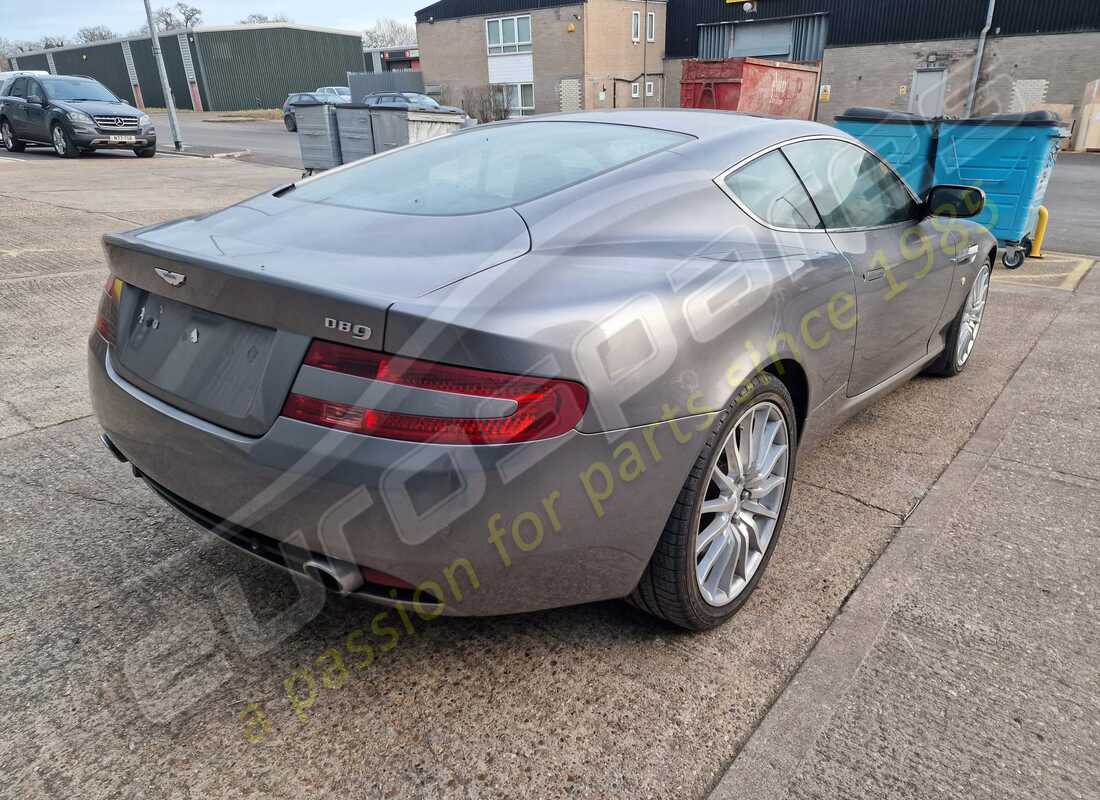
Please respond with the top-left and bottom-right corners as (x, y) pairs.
(282, 340), (588, 445)
(94, 275), (123, 344)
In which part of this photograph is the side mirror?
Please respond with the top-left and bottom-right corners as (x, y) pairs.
(926, 184), (986, 219)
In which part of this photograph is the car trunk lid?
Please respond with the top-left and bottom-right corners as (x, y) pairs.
(102, 194), (530, 436)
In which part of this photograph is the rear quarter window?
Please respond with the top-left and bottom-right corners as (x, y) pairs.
(291, 121), (693, 216)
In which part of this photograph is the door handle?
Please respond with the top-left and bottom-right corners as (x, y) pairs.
(863, 267), (885, 281)
(952, 244), (980, 265)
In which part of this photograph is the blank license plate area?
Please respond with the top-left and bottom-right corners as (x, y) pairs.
(113, 290), (276, 425)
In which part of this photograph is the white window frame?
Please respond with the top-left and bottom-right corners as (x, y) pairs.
(646, 11), (656, 42)
(631, 11), (641, 43)
(496, 82), (535, 117)
(645, 81), (655, 97)
(486, 15), (532, 55)
(631, 82), (641, 99)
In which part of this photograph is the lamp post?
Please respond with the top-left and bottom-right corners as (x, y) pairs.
(143, 0), (182, 151)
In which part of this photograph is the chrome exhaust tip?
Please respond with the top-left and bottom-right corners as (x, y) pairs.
(302, 558), (364, 595)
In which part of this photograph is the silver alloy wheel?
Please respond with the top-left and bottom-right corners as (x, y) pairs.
(52, 125), (66, 156)
(2, 122), (12, 149)
(694, 400), (790, 607)
(955, 263), (990, 368)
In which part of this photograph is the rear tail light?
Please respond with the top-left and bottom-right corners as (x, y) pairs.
(282, 340), (589, 445)
(95, 274), (123, 344)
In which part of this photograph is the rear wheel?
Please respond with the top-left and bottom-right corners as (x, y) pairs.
(629, 375), (797, 630)
(926, 259), (991, 377)
(284, 114), (296, 132)
(1, 120), (25, 152)
(51, 123), (78, 159)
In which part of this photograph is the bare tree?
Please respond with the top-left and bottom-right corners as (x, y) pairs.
(462, 85), (510, 124)
(154, 6), (180, 30)
(362, 18), (416, 48)
(76, 26), (118, 43)
(1, 36), (51, 54)
(238, 13), (290, 24)
(39, 35), (68, 49)
(175, 3), (203, 27)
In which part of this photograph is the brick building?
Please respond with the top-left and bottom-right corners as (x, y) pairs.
(664, 0), (1100, 130)
(415, 0), (668, 115)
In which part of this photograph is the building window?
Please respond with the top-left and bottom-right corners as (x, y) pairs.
(631, 11), (641, 43)
(631, 82), (640, 99)
(495, 82), (535, 116)
(645, 81), (654, 97)
(646, 12), (656, 42)
(487, 15), (532, 55)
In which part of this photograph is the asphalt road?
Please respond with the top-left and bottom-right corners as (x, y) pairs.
(0, 151), (1096, 799)
(1041, 151), (1100, 257)
(150, 111), (302, 169)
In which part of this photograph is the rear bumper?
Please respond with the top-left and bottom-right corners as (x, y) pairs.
(88, 333), (704, 616)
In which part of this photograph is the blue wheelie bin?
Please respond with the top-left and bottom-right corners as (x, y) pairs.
(835, 107), (938, 196)
(934, 111), (1064, 268)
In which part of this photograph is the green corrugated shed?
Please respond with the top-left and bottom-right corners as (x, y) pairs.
(10, 24), (364, 112)
(195, 26), (364, 110)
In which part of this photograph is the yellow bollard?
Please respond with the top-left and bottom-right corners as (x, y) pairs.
(1029, 205), (1049, 258)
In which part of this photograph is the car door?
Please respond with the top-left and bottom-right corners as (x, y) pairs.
(783, 137), (956, 397)
(23, 79), (50, 142)
(6, 78), (29, 137)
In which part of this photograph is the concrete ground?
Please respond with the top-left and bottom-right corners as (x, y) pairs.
(0, 154), (1097, 799)
(148, 112), (302, 169)
(713, 268), (1100, 800)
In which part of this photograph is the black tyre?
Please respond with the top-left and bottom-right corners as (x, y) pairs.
(51, 123), (79, 159)
(134, 147), (156, 158)
(925, 258), (991, 377)
(284, 114), (297, 132)
(629, 373), (798, 630)
(1002, 248), (1025, 269)
(1, 120), (25, 152)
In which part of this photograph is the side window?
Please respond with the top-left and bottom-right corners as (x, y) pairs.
(783, 139), (921, 229)
(722, 150), (823, 230)
(26, 81), (44, 102)
(10, 78), (27, 98)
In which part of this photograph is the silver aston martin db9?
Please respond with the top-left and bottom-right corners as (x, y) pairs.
(89, 110), (994, 630)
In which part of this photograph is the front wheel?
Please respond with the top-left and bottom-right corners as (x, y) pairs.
(284, 114), (296, 132)
(629, 374), (797, 630)
(926, 259), (991, 377)
(1, 120), (25, 152)
(51, 124), (79, 158)
(134, 147), (156, 158)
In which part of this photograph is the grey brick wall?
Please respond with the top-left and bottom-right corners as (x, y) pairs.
(531, 5), (586, 113)
(816, 38), (978, 121)
(816, 32), (1100, 126)
(975, 32), (1100, 117)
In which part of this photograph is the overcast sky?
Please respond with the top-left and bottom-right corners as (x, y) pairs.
(0, 0), (421, 41)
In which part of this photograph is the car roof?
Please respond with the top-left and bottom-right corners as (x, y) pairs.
(541, 108), (822, 139)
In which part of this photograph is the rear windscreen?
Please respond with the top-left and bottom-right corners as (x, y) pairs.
(291, 121), (692, 216)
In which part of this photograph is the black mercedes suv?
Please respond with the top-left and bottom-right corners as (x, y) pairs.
(0, 74), (156, 158)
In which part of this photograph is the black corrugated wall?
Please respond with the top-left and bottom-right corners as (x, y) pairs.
(128, 34), (195, 110)
(193, 27), (363, 111)
(667, 0), (1100, 59)
(51, 43), (134, 105)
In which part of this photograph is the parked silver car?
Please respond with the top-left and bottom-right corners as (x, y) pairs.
(89, 111), (993, 629)
(362, 91), (464, 114)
